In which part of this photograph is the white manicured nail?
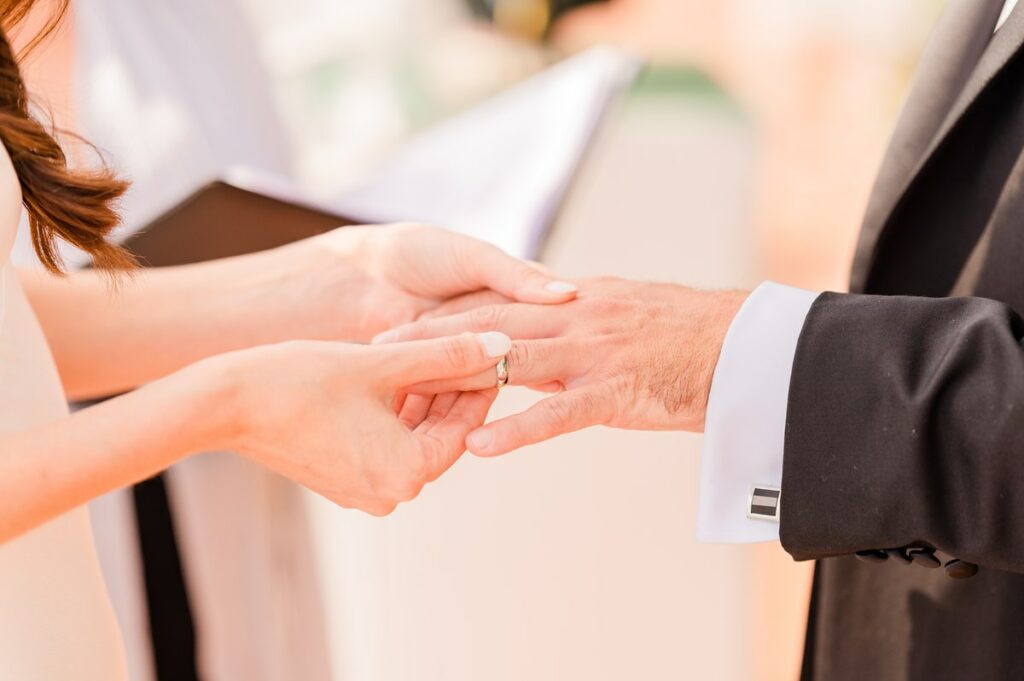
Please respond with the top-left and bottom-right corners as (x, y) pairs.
(545, 281), (578, 294)
(477, 331), (512, 358)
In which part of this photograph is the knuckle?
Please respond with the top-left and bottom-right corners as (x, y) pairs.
(542, 396), (577, 429)
(514, 261), (545, 286)
(366, 501), (397, 517)
(364, 466), (389, 500)
(578, 390), (606, 423)
(440, 336), (471, 368)
(451, 237), (489, 275)
(507, 341), (532, 374)
(582, 275), (620, 291)
(370, 454), (426, 504)
(581, 295), (616, 316)
(584, 300), (630, 335)
(469, 304), (504, 331)
(390, 466), (426, 503)
(543, 391), (606, 430)
(589, 382), (618, 424)
(392, 480), (423, 504)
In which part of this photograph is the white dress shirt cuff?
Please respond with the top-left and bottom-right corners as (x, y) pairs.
(696, 281), (819, 543)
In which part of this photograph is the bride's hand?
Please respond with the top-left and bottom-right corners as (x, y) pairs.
(206, 331), (511, 515)
(266, 223), (577, 342)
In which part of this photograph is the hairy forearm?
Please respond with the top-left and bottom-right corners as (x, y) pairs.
(20, 242), (359, 400)
(0, 361), (231, 542)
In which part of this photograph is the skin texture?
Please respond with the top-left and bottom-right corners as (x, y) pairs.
(2, 220), (572, 541)
(21, 223), (578, 400)
(375, 277), (748, 456)
(0, 330), (510, 542)
(209, 333), (511, 517)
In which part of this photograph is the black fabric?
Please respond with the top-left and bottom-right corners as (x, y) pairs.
(133, 475), (201, 681)
(798, 565), (819, 681)
(780, 4), (1024, 680)
(784, 292), (1024, 570)
(786, 293), (1024, 680)
(864, 35), (1024, 296)
(800, 556), (1024, 680)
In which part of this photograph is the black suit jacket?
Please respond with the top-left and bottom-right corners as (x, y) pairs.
(781, 1), (1024, 678)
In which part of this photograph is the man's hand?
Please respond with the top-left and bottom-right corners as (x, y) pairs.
(374, 278), (748, 456)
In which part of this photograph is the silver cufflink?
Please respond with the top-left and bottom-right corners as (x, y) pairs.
(747, 485), (781, 522)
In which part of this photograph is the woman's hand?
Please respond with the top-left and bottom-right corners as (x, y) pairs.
(209, 331), (512, 515)
(288, 222), (579, 341)
(23, 222), (574, 400)
(0, 330), (510, 541)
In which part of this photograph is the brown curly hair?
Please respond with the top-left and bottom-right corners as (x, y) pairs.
(0, 0), (133, 272)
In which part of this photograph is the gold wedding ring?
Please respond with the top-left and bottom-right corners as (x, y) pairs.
(496, 356), (510, 388)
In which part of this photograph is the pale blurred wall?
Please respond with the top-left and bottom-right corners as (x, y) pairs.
(553, 0), (941, 291)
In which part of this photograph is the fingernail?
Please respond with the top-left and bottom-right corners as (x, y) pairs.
(545, 281), (578, 294)
(371, 329), (398, 344)
(467, 429), (493, 453)
(477, 331), (512, 358)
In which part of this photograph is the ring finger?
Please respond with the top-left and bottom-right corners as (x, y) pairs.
(403, 338), (583, 394)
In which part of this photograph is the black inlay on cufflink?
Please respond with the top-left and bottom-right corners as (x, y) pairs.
(747, 486), (781, 521)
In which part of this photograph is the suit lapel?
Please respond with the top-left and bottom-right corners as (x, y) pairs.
(850, 0), (1007, 292)
(925, 4), (1024, 160)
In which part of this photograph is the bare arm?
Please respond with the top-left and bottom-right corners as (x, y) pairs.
(0, 331), (509, 543)
(0, 361), (226, 541)
(19, 242), (358, 401)
(21, 224), (576, 401)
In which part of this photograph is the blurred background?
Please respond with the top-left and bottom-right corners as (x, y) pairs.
(238, 0), (940, 291)
(21, 0), (944, 679)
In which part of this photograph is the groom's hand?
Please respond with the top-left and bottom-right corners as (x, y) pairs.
(374, 278), (747, 456)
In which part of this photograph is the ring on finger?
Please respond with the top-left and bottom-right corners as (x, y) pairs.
(496, 356), (510, 388)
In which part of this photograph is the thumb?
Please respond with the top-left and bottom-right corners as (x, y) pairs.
(377, 332), (511, 387)
(467, 243), (578, 304)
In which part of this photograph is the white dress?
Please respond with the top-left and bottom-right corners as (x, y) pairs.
(0, 142), (127, 676)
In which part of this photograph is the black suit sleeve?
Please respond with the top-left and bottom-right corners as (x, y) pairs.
(780, 292), (1024, 572)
